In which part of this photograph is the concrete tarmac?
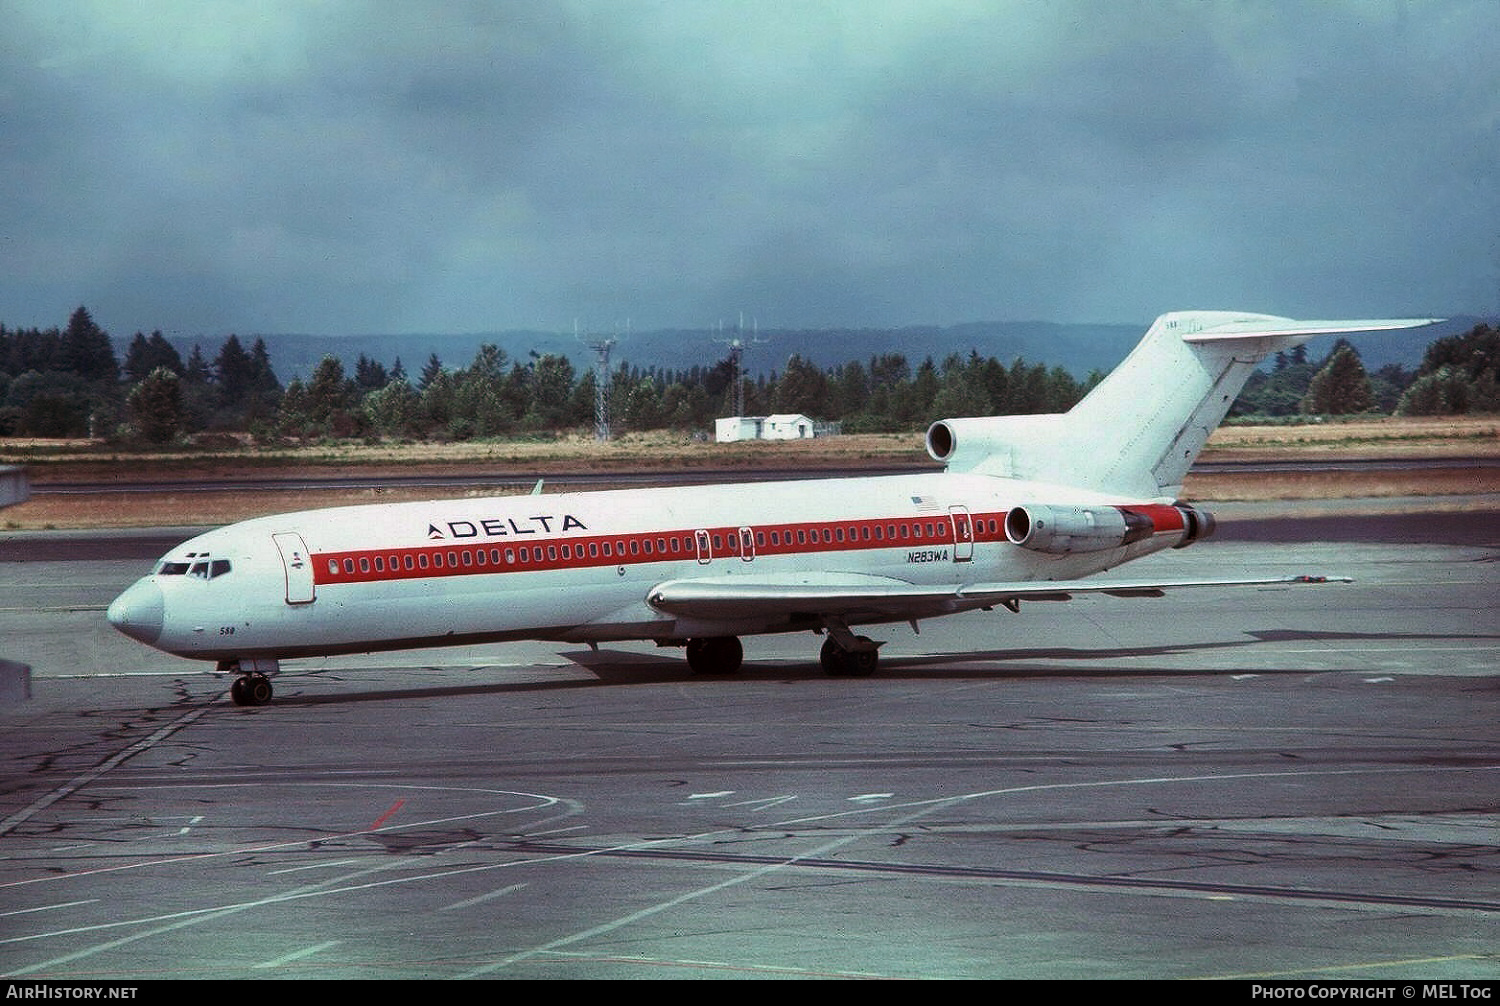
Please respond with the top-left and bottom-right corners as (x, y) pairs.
(0, 508), (1496, 980)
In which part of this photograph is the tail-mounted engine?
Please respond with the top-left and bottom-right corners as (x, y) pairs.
(925, 414), (1067, 477)
(1004, 503), (1215, 555)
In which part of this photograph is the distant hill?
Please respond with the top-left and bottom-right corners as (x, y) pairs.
(142, 316), (1494, 385)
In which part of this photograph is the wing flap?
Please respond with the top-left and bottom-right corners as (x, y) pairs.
(646, 574), (1351, 621)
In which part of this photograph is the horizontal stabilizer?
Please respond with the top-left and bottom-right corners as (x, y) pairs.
(1181, 316), (1443, 343)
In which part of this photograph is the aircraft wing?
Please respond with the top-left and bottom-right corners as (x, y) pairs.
(646, 573), (1352, 621)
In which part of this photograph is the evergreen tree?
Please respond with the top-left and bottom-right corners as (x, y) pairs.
(214, 335), (252, 399)
(363, 378), (421, 436)
(451, 344), (513, 436)
(127, 367), (184, 443)
(929, 353), (990, 418)
(179, 344), (215, 432)
(419, 368), (456, 433)
(1397, 367), (1470, 415)
(123, 333), (153, 382)
(527, 353), (577, 428)
(247, 338), (280, 398)
(306, 355), (355, 426)
(60, 306), (119, 383)
(276, 378), (311, 434)
(772, 355), (831, 416)
(355, 354), (388, 391)
(1394, 324), (1500, 415)
(183, 344), (212, 385)
(1301, 341), (1373, 415)
(622, 378), (662, 431)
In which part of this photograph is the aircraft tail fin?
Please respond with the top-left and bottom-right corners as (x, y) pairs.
(927, 311), (1439, 499)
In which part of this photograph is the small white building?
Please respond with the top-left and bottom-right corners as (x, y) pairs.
(715, 414), (831, 443)
(762, 414), (815, 439)
(714, 416), (764, 442)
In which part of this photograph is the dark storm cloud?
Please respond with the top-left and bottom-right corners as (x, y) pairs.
(1, 0), (1495, 337)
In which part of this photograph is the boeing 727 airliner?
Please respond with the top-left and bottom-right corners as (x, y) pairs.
(107, 311), (1437, 705)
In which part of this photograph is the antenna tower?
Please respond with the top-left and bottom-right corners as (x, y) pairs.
(579, 320), (625, 441)
(715, 313), (766, 418)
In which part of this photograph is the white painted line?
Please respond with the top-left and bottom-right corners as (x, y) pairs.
(252, 940), (342, 970)
(268, 859), (370, 876)
(442, 883), (529, 912)
(724, 795), (798, 810)
(0, 901), (98, 918)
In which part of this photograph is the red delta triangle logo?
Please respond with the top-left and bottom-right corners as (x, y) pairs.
(427, 524), (445, 540)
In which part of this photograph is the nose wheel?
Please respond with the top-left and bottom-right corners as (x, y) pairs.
(219, 659), (279, 706)
(229, 673), (274, 706)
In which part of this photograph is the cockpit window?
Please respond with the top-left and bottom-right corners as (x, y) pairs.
(155, 558), (231, 579)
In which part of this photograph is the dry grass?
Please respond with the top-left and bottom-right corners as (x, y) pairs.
(1205, 416), (1500, 458)
(2, 430), (929, 483)
(3, 417), (1496, 529)
(1183, 466), (1498, 502)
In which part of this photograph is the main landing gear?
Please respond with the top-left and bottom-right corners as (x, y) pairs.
(682, 630), (882, 677)
(820, 636), (879, 677)
(685, 636), (743, 674)
(220, 659), (277, 707)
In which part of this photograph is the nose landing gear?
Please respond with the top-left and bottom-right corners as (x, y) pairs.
(228, 673), (273, 706)
(219, 659), (279, 706)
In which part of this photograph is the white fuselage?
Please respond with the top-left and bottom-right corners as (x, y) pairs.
(111, 471), (1189, 663)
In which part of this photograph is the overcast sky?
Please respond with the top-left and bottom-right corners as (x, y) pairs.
(3, 0), (1497, 338)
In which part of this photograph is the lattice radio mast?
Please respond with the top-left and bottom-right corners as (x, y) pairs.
(715, 313), (766, 418)
(579, 320), (624, 442)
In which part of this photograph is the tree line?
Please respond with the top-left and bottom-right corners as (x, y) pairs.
(2, 307), (1495, 444)
(1231, 324), (1498, 419)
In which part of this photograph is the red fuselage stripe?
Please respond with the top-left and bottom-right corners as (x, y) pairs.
(309, 504), (1186, 586)
(313, 512), (1000, 585)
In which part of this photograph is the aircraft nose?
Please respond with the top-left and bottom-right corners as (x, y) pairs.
(107, 580), (164, 645)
